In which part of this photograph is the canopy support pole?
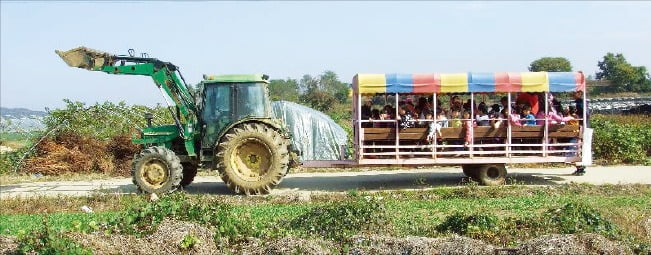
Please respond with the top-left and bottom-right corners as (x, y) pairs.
(544, 92), (549, 157)
(357, 92), (363, 160)
(507, 92), (512, 158)
(470, 92), (474, 158)
(433, 92), (437, 159)
(395, 93), (400, 161)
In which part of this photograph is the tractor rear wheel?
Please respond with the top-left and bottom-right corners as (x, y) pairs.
(180, 162), (198, 187)
(131, 146), (183, 194)
(216, 122), (290, 195)
(475, 164), (507, 186)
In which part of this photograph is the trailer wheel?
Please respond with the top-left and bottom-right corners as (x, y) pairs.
(131, 146), (183, 194)
(461, 165), (479, 179)
(476, 164), (507, 186)
(180, 163), (198, 187)
(216, 122), (290, 195)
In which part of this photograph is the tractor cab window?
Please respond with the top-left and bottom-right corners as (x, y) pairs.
(201, 83), (232, 148)
(202, 83), (231, 123)
(236, 83), (269, 119)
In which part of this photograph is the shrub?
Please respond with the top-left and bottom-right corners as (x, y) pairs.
(287, 196), (386, 241)
(591, 115), (651, 164)
(43, 99), (174, 140)
(544, 202), (617, 237)
(436, 212), (498, 238)
(17, 217), (92, 255)
(107, 193), (257, 244)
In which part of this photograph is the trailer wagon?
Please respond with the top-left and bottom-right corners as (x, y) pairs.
(304, 72), (593, 185)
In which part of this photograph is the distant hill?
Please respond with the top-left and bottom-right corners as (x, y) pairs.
(1, 107), (47, 118)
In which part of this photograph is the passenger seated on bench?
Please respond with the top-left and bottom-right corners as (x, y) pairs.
(370, 109), (382, 128)
(451, 95), (462, 110)
(463, 99), (473, 113)
(419, 110), (433, 128)
(397, 107), (415, 129)
(380, 108), (395, 128)
(521, 105), (537, 126)
(508, 106), (523, 127)
(548, 110), (575, 125)
(536, 108), (546, 126)
(415, 97), (431, 116)
(462, 111), (476, 148)
(489, 104), (501, 117)
(449, 109), (462, 128)
(438, 109), (449, 128)
(426, 111), (446, 143)
(476, 107), (490, 126)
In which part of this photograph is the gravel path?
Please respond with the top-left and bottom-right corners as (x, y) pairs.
(1, 165), (649, 198)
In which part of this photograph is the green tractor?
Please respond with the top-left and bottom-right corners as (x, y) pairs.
(56, 47), (293, 195)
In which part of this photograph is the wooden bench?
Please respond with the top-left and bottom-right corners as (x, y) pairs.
(362, 124), (579, 142)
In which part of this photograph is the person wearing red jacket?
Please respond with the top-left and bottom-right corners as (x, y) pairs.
(516, 92), (539, 115)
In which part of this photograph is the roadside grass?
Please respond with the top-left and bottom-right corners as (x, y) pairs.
(1, 184), (649, 253)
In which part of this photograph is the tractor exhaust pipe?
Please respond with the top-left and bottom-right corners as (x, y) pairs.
(55, 47), (114, 70)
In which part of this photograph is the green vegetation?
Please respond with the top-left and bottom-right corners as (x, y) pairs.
(15, 217), (92, 255)
(528, 57), (572, 72)
(591, 114), (651, 164)
(43, 99), (174, 140)
(285, 196), (386, 241)
(596, 53), (651, 93)
(2, 184), (650, 253)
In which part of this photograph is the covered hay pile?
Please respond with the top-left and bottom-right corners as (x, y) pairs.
(22, 133), (140, 176)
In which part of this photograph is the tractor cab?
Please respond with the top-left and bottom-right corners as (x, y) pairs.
(198, 74), (274, 160)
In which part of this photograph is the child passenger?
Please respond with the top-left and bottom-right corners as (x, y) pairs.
(449, 109), (462, 128)
(521, 105), (536, 126)
(462, 111), (476, 148)
(426, 112), (447, 143)
(475, 107), (490, 126)
(398, 107), (415, 129)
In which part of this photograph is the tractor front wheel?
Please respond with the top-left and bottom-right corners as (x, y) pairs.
(131, 146), (183, 194)
(216, 122), (290, 195)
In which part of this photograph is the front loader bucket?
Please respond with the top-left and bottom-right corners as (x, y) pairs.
(55, 47), (114, 70)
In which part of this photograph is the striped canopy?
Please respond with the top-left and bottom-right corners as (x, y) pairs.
(353, 72), (585, 94)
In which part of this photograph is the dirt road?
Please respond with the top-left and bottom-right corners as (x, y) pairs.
(1, 165), (650, 198)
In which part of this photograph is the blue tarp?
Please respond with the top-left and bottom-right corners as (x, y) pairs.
(272, 101), (348, 161)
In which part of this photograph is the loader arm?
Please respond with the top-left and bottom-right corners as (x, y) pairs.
(56, 47), (199, 156)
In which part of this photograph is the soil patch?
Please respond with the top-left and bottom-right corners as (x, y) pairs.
(69, 219), (217, 255)
(517, 233), (633, 255)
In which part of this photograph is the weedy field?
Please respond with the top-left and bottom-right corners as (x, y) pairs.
(1, 183), (649, 254)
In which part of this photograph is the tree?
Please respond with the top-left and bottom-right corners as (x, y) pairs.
(299, 74), (319, 95)
(319, 71), (350, 103)
(596, 53), (650, 92)
(528, 57), (572, 72)
(268, 78), (299, 102)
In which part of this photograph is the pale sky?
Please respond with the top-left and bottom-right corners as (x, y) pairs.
(1, 1), (650, 110)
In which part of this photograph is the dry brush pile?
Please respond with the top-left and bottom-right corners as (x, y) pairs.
(22, 133), (140, 176)
(3, 100), (173, 175)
